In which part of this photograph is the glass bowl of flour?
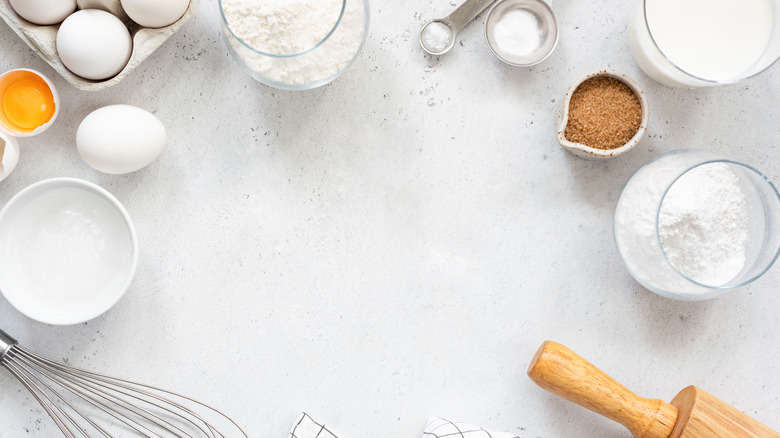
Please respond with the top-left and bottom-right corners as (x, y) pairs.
(219, 0), (369, 90)
(614, 150), (780, 300)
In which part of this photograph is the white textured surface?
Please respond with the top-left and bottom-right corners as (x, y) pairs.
(0, 0), (780, 437)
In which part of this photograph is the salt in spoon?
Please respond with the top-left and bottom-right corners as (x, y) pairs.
(420, 0), (496, 55)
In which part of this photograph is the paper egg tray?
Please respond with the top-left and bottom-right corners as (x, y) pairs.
(0, 0), (199, 91)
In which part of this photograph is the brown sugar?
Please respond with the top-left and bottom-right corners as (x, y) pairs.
(564, 76), (642, 150)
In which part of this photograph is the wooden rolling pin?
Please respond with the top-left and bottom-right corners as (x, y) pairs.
(527, 341), (780, 438)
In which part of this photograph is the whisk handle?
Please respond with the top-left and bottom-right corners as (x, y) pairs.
(0, 328), (17, 362)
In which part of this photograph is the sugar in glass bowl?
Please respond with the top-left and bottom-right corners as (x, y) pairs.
(218, 0), (370, 91)
(613, 150), (780, 301)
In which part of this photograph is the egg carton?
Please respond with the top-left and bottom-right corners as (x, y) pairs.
(0, 0), (199, 91)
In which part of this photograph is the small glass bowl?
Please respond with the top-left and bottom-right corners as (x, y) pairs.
(614, 150), (780, 301)
(218, 0), (370, 91)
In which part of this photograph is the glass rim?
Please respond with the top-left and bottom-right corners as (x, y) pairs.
(218, 0), (347, 58)
(642, 0), (780, 85)
(653, 157), (780, 290)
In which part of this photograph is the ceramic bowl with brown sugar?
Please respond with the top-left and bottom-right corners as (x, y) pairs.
(558, 70), (649, 159)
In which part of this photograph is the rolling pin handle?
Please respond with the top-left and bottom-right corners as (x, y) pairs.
(527, 341), (678, 438)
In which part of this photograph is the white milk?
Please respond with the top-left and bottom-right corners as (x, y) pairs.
(3, 186), (134, 312)
(630, 0), (774, 86)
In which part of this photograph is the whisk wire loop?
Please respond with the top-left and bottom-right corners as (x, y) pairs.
(0, 332), (248, 438)
(22, 349), (231, 438)
(4, 354), (83, 438)
(18, 350), (197, 437)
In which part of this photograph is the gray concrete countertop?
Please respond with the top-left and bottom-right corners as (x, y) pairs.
(1, 0), (779, 437)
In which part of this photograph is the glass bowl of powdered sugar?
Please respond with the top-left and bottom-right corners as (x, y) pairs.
(219, 0), (369, 90)
(614, 150), (780, 301)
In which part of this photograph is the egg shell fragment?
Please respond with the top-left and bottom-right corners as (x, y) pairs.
(77, 105), (166, 175)
(0, 131), (20, 182)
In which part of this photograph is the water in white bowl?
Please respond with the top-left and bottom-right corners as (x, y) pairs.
(1, 186), (134, 316)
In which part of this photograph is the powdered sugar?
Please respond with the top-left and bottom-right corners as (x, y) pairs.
(493, 9), (542, 56)
(613, 151), (757, 299)
(658, 163), (748, 286)
(220, 0), (366, 87)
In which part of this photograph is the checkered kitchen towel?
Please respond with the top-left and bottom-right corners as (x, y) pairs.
(287, 414), (521, 438)
(288, 413), (339, 438)
(423, 417), (522, 438)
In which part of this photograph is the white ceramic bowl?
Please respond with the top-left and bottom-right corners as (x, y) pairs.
(557, 70), (649, 159)
(0, 178), (138, 324)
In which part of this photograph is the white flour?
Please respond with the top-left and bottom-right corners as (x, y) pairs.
(658, 163), (748, 285)
(221, 0), (341, 55)
(221, 0), (366, 86)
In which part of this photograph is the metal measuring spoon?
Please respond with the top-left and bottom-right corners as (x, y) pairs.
(420, 0), (496, 56)
(484, 0), (558, 66)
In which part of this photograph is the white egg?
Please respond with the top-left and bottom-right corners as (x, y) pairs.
(120, 0), (190, 28)
(0, 132), (20, 182)
(9, 0), (76, 25)
(77, 105), (166, 175)
(56, 10), (133, 81)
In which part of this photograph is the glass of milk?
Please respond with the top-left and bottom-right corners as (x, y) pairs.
(613, 150), (780, 300)
(629, 0), (780, 87)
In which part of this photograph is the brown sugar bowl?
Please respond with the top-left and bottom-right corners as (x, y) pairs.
(557, 70), (649, 159)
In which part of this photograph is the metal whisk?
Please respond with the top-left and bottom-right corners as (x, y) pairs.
(0, 329), (248, 437)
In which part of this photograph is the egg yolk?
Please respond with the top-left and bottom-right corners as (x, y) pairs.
(2, 76), (55, 131)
